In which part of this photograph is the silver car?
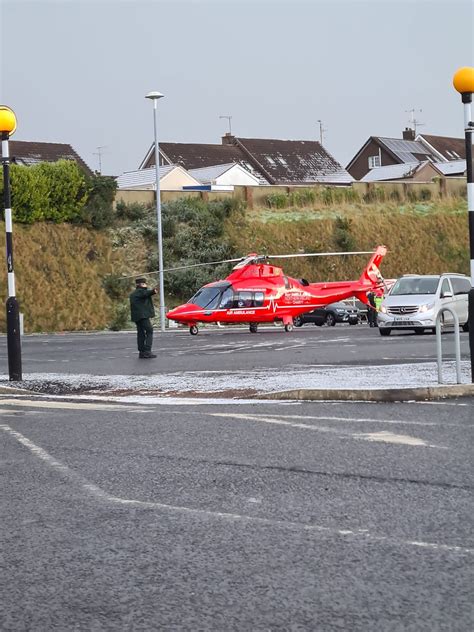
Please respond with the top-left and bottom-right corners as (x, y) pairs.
(377, 274), (470, 336)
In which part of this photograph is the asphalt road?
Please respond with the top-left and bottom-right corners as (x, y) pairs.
(0, 324), (470, 376)
(1, 395), (473, 631)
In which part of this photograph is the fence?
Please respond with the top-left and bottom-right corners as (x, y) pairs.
(114, 177), (467, 210)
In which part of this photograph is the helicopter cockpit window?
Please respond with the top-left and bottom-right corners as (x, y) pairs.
(219, 287), (234, 309)
(189, 286), (222, 310)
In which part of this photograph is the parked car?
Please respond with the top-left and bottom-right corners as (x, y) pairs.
(377, 273), (470, 336)
(294, 301), (360, 327)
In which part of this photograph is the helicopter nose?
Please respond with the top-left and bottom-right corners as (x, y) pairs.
(166, 304), (198, 321)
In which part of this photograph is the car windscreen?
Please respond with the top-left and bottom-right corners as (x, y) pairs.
(188, 286), (222, 309)
(389, 278), (439, 296)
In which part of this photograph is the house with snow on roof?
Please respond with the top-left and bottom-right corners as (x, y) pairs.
(140, 134), (353, 186)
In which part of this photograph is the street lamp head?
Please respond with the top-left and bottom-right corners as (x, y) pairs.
(453, 67), (474, 98)
(0, 105), (17, 135)
(145, 91), (165, 100)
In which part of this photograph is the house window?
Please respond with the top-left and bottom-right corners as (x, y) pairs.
(368, 155), (381, 169)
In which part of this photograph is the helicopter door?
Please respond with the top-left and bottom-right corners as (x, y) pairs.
(218, 287), (234, 309)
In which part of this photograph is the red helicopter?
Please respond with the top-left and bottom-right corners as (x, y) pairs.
(166, 246), (388, 335)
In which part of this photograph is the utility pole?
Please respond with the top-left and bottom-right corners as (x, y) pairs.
(219, 115), (232, 135)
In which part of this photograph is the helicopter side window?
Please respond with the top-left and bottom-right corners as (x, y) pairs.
(254, 291), (264, 307)
(284, 276), (291, 289)
(219, 287), (234, 309)
(235, 291), (253, 308)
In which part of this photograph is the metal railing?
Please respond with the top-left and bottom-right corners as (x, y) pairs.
(436, 307), (462, 384)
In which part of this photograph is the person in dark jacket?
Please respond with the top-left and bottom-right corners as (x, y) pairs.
(366, 290), (377, 327)
(129, 277), (157, 358)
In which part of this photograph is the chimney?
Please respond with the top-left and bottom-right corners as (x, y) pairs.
(402, 127), (415, 141)
(221, 133), (236, 145)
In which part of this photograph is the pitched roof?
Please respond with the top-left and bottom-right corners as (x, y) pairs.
(376, 137), (436, 163)
(188, 163), (260, 185)
(361, 162), (429, 182)
(234, 137), (353, 185)
(116, 165), (177, 189)
(416, 134), (465, 161)
(2, 140), (93, 176)
(432, 159), (466, 176)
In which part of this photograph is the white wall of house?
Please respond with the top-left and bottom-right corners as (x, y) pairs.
(214, 164), (260, 186)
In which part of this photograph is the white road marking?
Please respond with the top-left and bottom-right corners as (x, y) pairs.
(263, 413), (459, 427)
(352, 431), (433, 447)
(210, 413), (443, 448)
(0, 423), (469, 555)
(0, 399), (139, 411)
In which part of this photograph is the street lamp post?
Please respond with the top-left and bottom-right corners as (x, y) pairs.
(0, 105), (22, 380)
(453, 67), (474, 381)
(145, 91), (166, 333)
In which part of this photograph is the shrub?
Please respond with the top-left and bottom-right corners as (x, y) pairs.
(77, 175), (117, 228)
(115, 200), (149, 221)
(102, 274), (131, 300)
(265, 192), (288, 208)
(108, 302), (130, 331)
(0, 160), (88, 223)
(333, 216), (356, 251)
(289, 189), (316, 207)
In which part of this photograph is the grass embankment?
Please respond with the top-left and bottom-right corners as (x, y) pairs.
(225, 198), (469, 282)
(0, 197), (468, 333)
(0, 223), (137, 332)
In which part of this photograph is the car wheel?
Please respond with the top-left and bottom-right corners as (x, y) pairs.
(379, 328), (391, 336)
(293, 316), (304, 327)
(414, 327), (425, 335)
(325, 313), (336, 327)
(462, 322), (469, 332)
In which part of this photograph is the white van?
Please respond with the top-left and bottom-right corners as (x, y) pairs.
(377, 273), (470, 336)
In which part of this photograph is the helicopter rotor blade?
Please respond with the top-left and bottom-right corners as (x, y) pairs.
(121, 257), (244, 280)
(266, 250), (375, 259)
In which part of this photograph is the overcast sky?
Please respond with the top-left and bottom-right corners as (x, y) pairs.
(1, 0), (473, 176)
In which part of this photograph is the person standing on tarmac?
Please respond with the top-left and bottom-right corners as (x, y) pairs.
(129, 277), (157, 359)
(366, 290), (377, 327)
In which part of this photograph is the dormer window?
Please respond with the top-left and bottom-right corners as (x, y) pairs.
(368, 155), (381, 169)
(266, 157), (276, 165)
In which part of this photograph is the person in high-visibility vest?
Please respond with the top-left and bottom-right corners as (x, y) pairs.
(366, 291), (377, 327)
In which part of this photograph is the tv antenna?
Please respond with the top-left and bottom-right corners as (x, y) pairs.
(93, 145), (107, 174)
(317, 119), (326, 145)
(219, 115), (233, 135)
(405, 109), (424, 135)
